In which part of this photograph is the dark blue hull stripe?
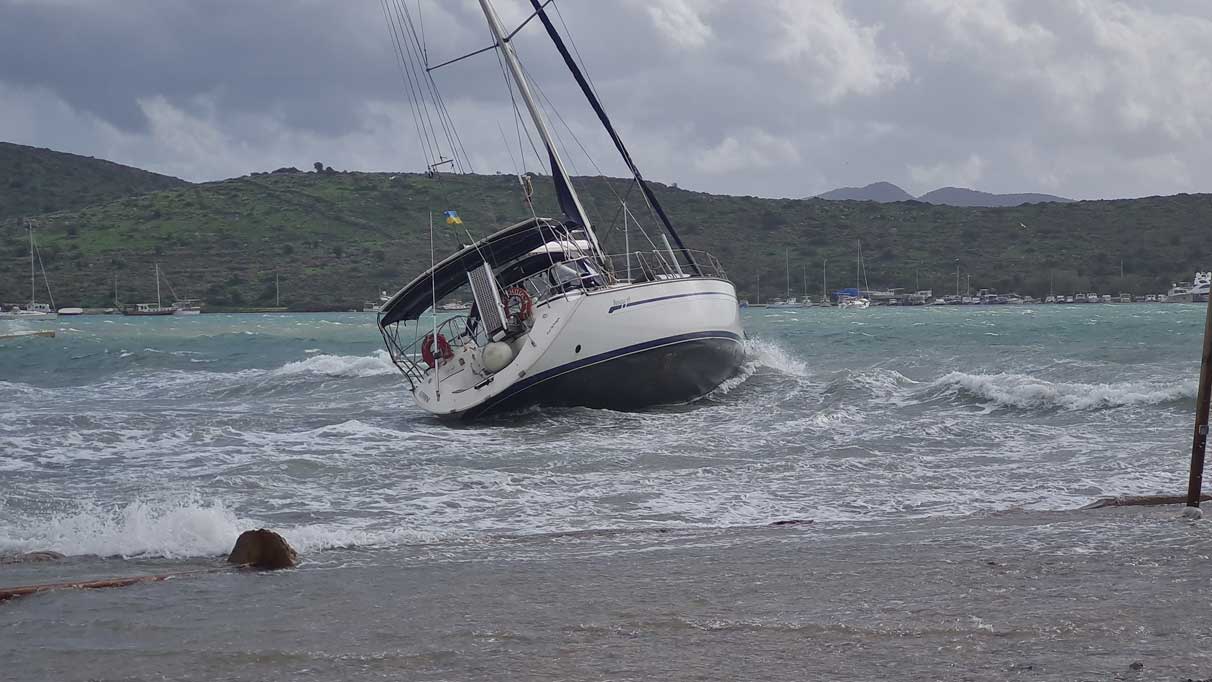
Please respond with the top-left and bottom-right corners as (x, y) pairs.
(607, 291), (736, 313)
(467, 329), (744, 417)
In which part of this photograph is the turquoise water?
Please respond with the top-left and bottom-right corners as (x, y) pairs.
(0, 305), (1203, 559)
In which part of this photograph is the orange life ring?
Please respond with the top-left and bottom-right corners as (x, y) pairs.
(421, 332), (454, 368)
(502, 286), (533, 324)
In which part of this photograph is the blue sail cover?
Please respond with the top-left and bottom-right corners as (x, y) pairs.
(835, 288), (861, 298)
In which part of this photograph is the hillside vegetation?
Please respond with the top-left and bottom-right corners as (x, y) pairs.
(1, 142), (187, 221)
(1, 162), (1210, 307)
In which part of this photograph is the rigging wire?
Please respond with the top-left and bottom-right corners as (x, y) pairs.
(518, 58), (653, 249)
(493, 40), (545, 177)
(395, 0), (471, 173)
(30, 233), (55, 310)
(551, 1), (601, 103)
(389, 0), (456, 172)
(380, 0), (438, 168)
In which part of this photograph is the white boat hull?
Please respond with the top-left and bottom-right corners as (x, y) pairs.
(413, 277), (744, 418)
(0, 311), (57, 320)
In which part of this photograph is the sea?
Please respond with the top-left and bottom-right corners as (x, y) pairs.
(3, 306), (1212, 681)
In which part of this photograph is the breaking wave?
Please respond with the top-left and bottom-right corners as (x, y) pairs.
(271, 350), (397, 378)
(744, 337), (809, 377)
(0, 497), (247, 559)
(929, 372), (1195, 411)
(0, 496), (456, 560)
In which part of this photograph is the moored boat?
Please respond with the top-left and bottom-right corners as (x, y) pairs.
(122, 264), (174, 316)
(1, 220), (58, 321)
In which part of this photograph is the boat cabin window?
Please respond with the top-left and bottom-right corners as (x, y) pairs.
(499, 254), (605, 303)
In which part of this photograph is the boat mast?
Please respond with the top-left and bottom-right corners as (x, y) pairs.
(856, 241), (861, 293)
(525, 0), (700, 276)
(28, 221), (35, 307)
(477, 0), (602, 260)
(155, 263), (162, 308)
(784, 248), (790, 299)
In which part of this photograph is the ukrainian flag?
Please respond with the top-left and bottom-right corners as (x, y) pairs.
(444, 210), (463, 225)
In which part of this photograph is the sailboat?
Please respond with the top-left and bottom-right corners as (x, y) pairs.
(122, 264), (175, 316)
(375, 0), (744, 419)
(768, 249), (807, 308)
(837, 240), (871, 309)
(2, 220), (57, 320)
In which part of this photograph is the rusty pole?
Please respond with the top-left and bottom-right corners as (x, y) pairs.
(1186, 294), (1212, 507)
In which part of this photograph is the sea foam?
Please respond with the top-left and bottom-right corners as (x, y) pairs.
(931, 371), (1195, 411)
(272, 350), (397, 378)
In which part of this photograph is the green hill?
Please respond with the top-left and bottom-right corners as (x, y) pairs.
(1, 163), (1210, 308)
(0, 142), (187, 221)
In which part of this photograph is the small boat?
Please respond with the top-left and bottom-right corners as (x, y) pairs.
(1163, 281), (1195, 303)
(1044, 295), (1057, 304)
(1087, 293), (1101, 303)
(767, 297), (807, 309)
(766, 250), (810, 307)
(1118, 293), (1132, 303)
(1, 220), (57, 320)
(1193, 272), (1211, 302)
(122, 264), (174, 316)
(56, 307), (85, 316)
(438, 300), (472, 311)
(836, 241), (871, 309)
(363, 290), (393, 313)
(172, 299), (203, 315)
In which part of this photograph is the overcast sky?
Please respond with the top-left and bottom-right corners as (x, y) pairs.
(3, 0), (1210, 200)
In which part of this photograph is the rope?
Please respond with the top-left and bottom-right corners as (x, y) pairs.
(31, 235), (54, 310)
(380, 0), (436, 168)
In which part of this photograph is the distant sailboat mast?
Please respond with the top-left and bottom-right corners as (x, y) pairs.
(29, 221), (35, 308)
(784, 248), (790, 300)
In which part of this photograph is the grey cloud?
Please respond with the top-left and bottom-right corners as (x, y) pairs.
(1, 0), (1209, 200)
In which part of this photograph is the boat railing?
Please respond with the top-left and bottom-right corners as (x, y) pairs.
(380, 312), (480, 388)
(500, 255), (610, 306)
(600, 249), (727, 283)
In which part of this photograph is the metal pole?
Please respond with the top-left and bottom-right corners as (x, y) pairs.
(29, 221), (35, 307)
(623, 203), (630, 282)
(1186, 293), (1212, 506)
(477, 0), (601, 260)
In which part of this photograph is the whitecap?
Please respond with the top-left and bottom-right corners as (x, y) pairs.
(271, 350), (397, 378)
(930, 371), (1195, 411)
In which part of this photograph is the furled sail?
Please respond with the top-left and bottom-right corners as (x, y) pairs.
(526, 0), (701, 276)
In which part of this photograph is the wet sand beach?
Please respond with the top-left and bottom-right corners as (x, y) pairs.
(4, 505), (1212, 681)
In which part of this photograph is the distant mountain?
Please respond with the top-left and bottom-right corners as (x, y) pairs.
(816, 181), (914, 203)
(916, 186), (1074, 207)
(0, 141), (188, 220)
